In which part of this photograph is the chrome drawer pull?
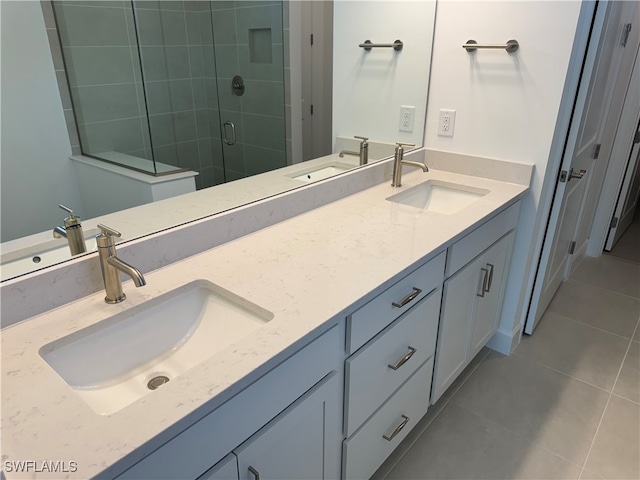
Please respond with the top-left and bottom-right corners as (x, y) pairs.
(383, 414), (410, 441)
(477, 268), (489, 297)
(486, 263), (495, 292)
(392, 287), (422, 308)
(388, 346), (417, 370)
(248, 466), (260, 480)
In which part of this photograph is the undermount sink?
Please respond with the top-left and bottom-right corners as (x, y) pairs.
(39, 280), (273, 415)
(289, 161), (354, 182)
(386, 180), (490, 214)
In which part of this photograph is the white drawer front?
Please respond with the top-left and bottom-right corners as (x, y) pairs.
(446, 202), (520, 277)
(343, 358), (434, 480)
(347, 251), (445, 353)
(344, 290), (440, 436)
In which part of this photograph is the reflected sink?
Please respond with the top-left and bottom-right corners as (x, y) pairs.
(288, 162), (354, 182)
(387, 180), (490, 214)
(39, 280), (273, 415)
(0, 228), (114, 280)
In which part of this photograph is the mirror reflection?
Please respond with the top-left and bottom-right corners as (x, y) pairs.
(0, 0), (436, 281)
(55, 0), (290, 183)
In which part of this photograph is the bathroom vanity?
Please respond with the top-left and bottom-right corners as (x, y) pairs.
(0, 152), (531, 479)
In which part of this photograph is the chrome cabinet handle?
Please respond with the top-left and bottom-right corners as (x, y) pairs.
(477, 268), (489, 297)
(248, 466), (260, 480)
(392, 287), (422, 308)
(223, 121), (236, 145)
(383, 415), (410, 441)
(388, 346), (417, 370)
(486, 263), (495, 292)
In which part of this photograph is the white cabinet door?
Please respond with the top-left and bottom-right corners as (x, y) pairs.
(234, 372), (341, 480)
(469, 231), (515, 359)
(432, 231), (516, 404)
(431, 252), (483, 403)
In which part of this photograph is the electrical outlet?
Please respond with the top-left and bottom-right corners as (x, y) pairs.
(399, 106), (415, 133)
(438, 109), (456, 137)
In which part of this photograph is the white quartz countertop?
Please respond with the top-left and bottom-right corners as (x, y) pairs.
(1, 167), (528, 479)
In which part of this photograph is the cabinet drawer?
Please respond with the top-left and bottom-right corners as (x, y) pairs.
(342, 358), (434, 480)
(344, 290), (440, 437)
(347, 251), (445, 353)
(446, 202), (520, 277)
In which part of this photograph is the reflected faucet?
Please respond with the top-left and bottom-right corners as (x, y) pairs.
(391, 142), (428, 187)
(96, 224), (146, 304)
(339, 135), (369, 166)
(53, 204), (87, 256)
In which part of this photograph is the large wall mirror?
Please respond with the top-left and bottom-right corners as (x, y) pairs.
(0, 0), (436, 281)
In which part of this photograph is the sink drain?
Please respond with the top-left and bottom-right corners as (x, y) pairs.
(147, 375), (170, 390)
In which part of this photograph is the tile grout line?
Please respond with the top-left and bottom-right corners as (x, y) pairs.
(511, 349), (618, 396)
(611, 391), (640, 406)
(448, 352), (594, 471)
(578, 331), (635, 478)
(514, 321), (640, 405)
(459, 346), (633, 472)
(569, 255), (640, 298)
(452, 399), (586, 472)
(542, 307), (640, 343)
(565, 276), (640, 301)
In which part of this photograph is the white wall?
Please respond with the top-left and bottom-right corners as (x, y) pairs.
(332, 0), (436, 148)
(0, 1), (84, 243)
(425, 0), (584, 349)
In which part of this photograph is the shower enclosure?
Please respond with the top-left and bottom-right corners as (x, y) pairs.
(52, 0), (288, 190)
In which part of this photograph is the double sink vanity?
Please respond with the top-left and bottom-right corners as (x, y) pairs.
(1, 149), (531, 479)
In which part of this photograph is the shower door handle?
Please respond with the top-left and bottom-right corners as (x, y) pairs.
(223, 121), (236, 145)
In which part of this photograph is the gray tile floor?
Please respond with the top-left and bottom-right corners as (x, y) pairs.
(375, 222), (640, 480)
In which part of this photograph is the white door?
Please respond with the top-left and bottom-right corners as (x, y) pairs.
(300, 1), (333, 161)
(606, 121), (640, 250)
(526, 1), (635, 334)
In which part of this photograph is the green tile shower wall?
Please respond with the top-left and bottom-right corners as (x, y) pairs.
(49, 0), (288, 186)
(135, 2), (227, 185)
(53, 1), (152, 166)
(212, 1), (287, 177)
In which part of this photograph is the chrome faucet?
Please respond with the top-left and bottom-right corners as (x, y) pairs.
(339, 135), (369, 166)
(391, 142), (428, 187)
(96, 224), (146, 304)
(53, 204), (87, 256)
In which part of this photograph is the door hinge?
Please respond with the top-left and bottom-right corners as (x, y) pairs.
(568, 241), (576, 255)
(310, 104), (314, 115)
(593, 143), (601, 159)
(610, 216), (619, 229)
(621, 23), (632, 47)
(310, 34), (314, 46)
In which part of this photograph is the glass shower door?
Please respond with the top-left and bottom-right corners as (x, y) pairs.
(132, 0), (225, 188)
(134, 0), (288, 189)
(208, 1), (288, 181)
(54, 0), (288, 188)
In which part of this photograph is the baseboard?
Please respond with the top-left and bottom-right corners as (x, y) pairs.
(486, 323), (522, 355)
